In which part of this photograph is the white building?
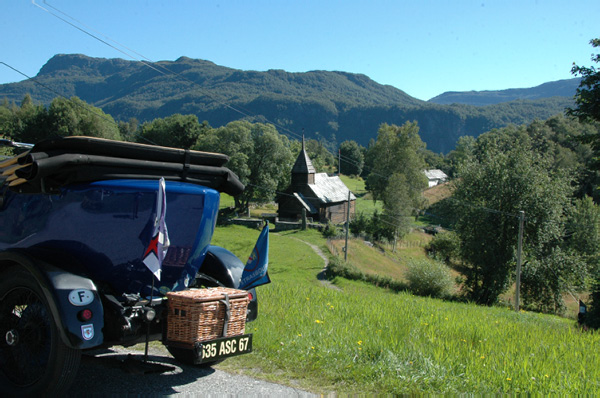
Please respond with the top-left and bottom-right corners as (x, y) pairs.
(424, 169), (448, 188)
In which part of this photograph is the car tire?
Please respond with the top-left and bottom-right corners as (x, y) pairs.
(0, 266), (81, 395)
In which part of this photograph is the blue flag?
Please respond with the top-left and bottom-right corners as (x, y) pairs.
(239, 223), (271, 290)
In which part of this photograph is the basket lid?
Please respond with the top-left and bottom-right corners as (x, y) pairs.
(167, 287), (248, 302)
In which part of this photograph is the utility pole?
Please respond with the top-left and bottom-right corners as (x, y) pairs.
(515, 210), (525, 312)
(338, 149), (341, 176)
(344, 190), (351, 261)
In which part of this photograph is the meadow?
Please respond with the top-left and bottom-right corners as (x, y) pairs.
(213, 225), (600, 395)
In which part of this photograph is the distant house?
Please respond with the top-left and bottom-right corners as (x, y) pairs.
(425, 169), (448, 188)
(278, 139), (356, 224)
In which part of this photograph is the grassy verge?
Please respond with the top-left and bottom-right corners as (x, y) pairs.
(213, 225), (600, 394)
(329, 238), (408, 281)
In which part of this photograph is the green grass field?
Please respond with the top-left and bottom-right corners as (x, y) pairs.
(219, 193), (235, 209)
(338, 175), (382, 215)
(213, 225), (600, 394)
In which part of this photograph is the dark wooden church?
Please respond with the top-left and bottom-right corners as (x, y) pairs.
(277, 139), (356, 224)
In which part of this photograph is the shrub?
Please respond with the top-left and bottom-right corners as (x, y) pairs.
(406, 259), (454, 299)
(326, 256), (363, 280)
(425, 231), (460, 263)
(322, 221), (339, 238)
(349, 212), (368, 236)
(366, 211), (396, 242)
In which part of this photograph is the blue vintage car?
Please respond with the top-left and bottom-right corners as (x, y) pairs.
(0, 136), (269, 395)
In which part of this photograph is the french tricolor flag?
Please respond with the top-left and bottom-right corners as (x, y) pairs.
(142, 177), (170, 281)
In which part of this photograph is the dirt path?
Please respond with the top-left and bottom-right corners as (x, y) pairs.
(289, 237), (341, 291)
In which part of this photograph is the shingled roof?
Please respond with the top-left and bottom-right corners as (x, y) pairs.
(309, 173), (356, 203)
(291, 137), (316, 174)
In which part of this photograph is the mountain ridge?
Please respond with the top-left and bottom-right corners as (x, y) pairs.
(0, 54), (575, 153)
(429, 78), (580, 106)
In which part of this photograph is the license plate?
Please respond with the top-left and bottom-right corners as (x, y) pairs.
(196, 334), (253, 363)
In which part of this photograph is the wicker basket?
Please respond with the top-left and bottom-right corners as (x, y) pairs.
(166, 287), (249, 347)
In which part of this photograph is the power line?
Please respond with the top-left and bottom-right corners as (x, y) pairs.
(31, 0), (376, 176)
(19, 2), (600, 238)
(0, 61), (160, 147)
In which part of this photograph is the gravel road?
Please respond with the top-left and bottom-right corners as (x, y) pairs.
(66, 345), (317, 396)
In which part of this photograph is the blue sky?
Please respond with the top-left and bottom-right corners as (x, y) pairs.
(2, 0), (599, 101)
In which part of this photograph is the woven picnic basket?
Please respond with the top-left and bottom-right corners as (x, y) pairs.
(166, 287), (249, 346)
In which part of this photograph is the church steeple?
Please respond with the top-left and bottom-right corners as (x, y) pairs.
(292, 135), (315, 185)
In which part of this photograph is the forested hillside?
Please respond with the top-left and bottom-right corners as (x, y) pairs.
(0, 54), (574, 153)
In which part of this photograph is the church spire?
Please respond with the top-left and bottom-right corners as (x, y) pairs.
(292, 134), (315, 185)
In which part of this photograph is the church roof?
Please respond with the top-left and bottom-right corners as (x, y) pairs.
(292, 138), (316, 174)
(309, 173), (356, 203)
(293, 192), (318, 213)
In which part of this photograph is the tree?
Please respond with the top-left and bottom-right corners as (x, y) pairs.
(566, 196), (600, 262)
(338, 140), (364, 176)
(453, 135), (574, 306)
(3, 95), (49, 144)
(566, 38), (600, 326)
(426, 231), (460, 263)
(1, 96), (122, 144)
(568, 38), (600, 124)
(365, 122), (428, 238)
(305, 137), (335, 172)
(137, 114), (207, 149)
(446, 135), (475, 177)
(47, 97), (122, 141)
(241, 123), (293, 210)
(349, 212), (369, 236)
(380, 173), (414, 239)
(195, 121), (293, 212)
(118, 117), (139, 142)
(366, 210), (396, 242)
(521, 247), (587, 314)
(421, 148), (447, 173)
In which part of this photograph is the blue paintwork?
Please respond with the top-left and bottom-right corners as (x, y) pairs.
(0, 179), (220, 297)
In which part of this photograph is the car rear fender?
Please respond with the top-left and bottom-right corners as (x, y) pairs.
(0, 250), (104, 349)
(197, 245), (258, 322)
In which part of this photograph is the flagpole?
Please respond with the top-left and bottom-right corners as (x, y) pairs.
(144, 275), (155, 363)
(143, 177), (166, 364)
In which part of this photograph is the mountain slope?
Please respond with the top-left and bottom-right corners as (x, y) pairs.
(429, 78), (580, 106)
(0, 54), (575, 153)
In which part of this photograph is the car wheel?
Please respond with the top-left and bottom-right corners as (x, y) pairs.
(0, 266), (81, 395)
